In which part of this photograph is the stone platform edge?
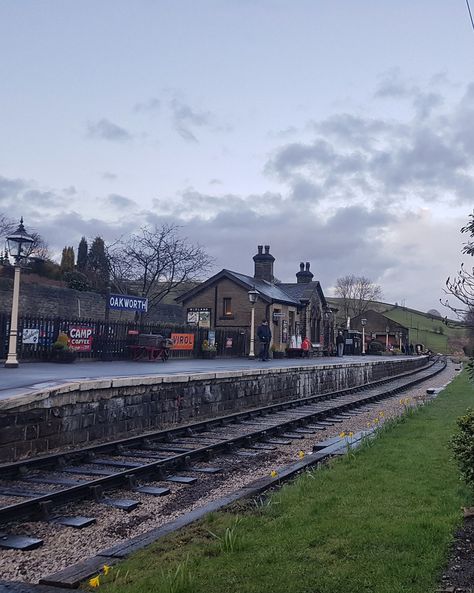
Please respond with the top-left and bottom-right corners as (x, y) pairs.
(0, 358), (419, 413)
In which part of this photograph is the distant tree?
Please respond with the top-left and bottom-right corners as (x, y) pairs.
(60, 246), (75, 274)
(87, 236), (110, 290)
(334, 275), (383, 321)
(77, 237), (88, 271)
(107, 224), (213, 309)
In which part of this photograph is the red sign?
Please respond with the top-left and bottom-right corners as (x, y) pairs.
(225, 337), (233, 348)
(171, 333), (195, 350)
(68, 326), (94, 352)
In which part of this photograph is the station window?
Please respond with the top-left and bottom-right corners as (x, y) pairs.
(223, 297), (232, 316)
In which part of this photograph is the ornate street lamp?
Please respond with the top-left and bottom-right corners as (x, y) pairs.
(385, 325), (390, 351)
(248, 288), (259, 358)
(4, 218), (35, 368)
(361, 318), (367, 355)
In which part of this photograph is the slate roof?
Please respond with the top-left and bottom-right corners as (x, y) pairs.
(176, 268), (301, 306)
(279, 281), (327, 307)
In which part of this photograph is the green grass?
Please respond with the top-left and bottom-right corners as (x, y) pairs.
(90, 373), (474, 593)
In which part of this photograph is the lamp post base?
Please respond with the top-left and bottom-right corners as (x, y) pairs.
(248, 353), (255, 359)
(4, 360), (19, 368)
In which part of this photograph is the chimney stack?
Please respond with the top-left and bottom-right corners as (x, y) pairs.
(296, 261), (314, 284)
(253, 244), (275, 283)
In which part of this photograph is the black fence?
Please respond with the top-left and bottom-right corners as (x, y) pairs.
(0, 313), (249, 361)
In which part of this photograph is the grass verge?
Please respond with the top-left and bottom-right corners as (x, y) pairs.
(87, 372), (474, 593)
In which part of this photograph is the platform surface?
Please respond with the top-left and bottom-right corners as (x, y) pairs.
(0, 355), (413, 402)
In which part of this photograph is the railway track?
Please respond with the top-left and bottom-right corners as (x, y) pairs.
(0, 357), (446, 549)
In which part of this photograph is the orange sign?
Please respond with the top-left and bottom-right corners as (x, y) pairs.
(171, 333), (195, 350)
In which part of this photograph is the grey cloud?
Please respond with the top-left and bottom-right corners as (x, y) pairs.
(413, 92), (443, 119)
(315, 114), (394, 148)
(0, 175), (27, 202)
(209, 178), (222, 185)
(87, 118), (132, 142)
(169, 98), (212, 143)
(134, 97), (161, 113)
(101, 172), (118, 181)
(374, 68), (417, 99)
(107, 194), (137, 209)
(267, 80), (474, 208)
(23, 189), (62, 207)
(290, 177), (323, 203)
(267, 139), (336, 178)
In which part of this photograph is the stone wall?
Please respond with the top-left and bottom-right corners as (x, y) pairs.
(0, 277), (184, 323)
(0, 357), (427, 463)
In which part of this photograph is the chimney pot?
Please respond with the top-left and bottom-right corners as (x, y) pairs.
(264, 245), (270, 254)
(305, 262), (310, 271)
(300, 262), (304, 270)
(258, 245), (263, 254)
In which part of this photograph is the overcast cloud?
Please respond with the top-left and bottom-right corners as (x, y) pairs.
(0, 1), (472, 312)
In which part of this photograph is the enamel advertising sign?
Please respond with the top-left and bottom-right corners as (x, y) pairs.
(68, 326), (94, 352)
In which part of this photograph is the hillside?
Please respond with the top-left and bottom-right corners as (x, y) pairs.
(326, 298), (468, 355)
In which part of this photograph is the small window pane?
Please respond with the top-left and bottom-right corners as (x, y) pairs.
(223, 298), (232, 316)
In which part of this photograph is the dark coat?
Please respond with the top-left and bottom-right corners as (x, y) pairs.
(257, 323), (272, 342)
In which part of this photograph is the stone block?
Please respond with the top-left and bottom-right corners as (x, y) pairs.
(162, 375), (190, 383)
(79, 379), (112, 392)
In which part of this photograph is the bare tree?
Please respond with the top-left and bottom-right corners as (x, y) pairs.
(443, 211), (474, 318)
(334, 275), (383, 321)
(107, 224), (213, 308)
(443, 211), (474, 378)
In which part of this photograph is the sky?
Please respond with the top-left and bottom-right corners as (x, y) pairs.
(1, 0), (474, 313)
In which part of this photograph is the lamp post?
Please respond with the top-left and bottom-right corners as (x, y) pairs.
(248, 288), (259, 358)
(385, 325), (390, 351)
(323, 309), (332, 353)
(397, 331), (402, 351)
(4, 218), (35, 368)
(361, 318), (367, 355)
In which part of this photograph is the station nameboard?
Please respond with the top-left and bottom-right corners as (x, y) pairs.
(109, 294), (148, 313)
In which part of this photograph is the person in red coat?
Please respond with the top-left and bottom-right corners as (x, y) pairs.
(301, 337), (311, 357)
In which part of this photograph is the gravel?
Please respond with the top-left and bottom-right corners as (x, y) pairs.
(0, 362), (459, 584)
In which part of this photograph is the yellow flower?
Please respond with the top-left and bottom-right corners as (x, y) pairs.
(102, 565), (111, 576)
(374, 417), (379, 423)
(339, 431), (346, 438)
(89, 576), (100, 588)
(379, 411), (384, 417)
(270, 470), (278, 478)
(367, 422), (371, 428)
(348, 431), (353, 438)
(298, 450), (305, 459)
(399, 399), (403, 405)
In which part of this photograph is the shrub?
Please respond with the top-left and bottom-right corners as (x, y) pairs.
(368, 340), (384, 354)
(451, 408), (474, 488)
(53, 332), (69, 350)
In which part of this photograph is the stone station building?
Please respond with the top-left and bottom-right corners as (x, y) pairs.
(177, 245), (335, 354)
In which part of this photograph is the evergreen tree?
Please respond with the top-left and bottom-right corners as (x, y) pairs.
(60, 246), (75, 273)
(87, 236), (110, 290)
(77, 237), (88, 271)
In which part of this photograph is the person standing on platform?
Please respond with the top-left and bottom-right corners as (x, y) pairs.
(336, 331), (344, 357)
(301, 336), (312, 357)
(257, 319), (272, 361)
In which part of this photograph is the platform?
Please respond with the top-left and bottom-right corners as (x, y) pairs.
(0, 355), (411, 403)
